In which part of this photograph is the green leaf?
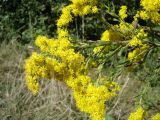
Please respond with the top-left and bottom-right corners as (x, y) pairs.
(105, 114), (115, 120)
(152, 25), (160, 32)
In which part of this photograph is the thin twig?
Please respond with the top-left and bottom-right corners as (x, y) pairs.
(109, 73), (130, 114)
(82, 16), (85, 40)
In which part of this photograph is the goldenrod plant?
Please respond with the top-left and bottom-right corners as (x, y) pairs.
(24, 0), (160, 120)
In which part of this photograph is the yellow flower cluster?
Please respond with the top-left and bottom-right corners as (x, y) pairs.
(57, 5), (73, 28)
(128, 37), (142, 47)
(93, 28), (122, 54)
(128, 28), (147, 47)
(93, 5), (131, 55)
(25, 4), (119, 118)
(93, 46), (104, 54)
(57, 0), (99, 58)
(128, 107), (146, 120)
(94, 5), (151, 64)
(117, 7), (150, 63)
(93, 30), (111, 54)
(152, 113), (160, 120)
(117, 6), (132, 39)
(119, 6), (128, 20)
(99, 5), (133, 44)
(25, 35), (120, 120)
(73, 81), (120, 120)
(128, 107), (160, 120)
(136, 0), (160, 23)
(101, 29), (122, 42)
(25, 36), (84, 94)
(128, 44), (148, 63)
(57, 0), (98, 28)
(128, 29), (149, 63)
(25, 52), (46, 95)
(55, 2), (118, 119)
(119, 21), (134, 36)
(71, 0), (98, 16)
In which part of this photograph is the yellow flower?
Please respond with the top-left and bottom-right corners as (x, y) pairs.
(139, 11), (149, 20)
(152, 113), (160, 120)
(92, 6), (99, 13)
(119, 21), (134, 35)
(57, 6), (73, 27)
(136, 29), (147, 38)
(101, 29), (122, 42)
(141, 0), (160, 11)
(128, 44), (149, 63)
(128, 37), (142, 47)
(82, 5), (91, 15)
(93, 46), (103, 54)
(128, 107), (146, 120)
(101, 30), (111, 41)
(57, 28), (69, 39)
(119, 6), (128, 20)
(25, 75), (39, 95)
(73, 82), (119, 120)
(139, 0), (160, 23)
(24, 52), (46, 95)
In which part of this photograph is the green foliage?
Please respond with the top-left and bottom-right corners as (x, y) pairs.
(0, 0), (69, 43)
(0, 0), (140, 43)
(105, 114), (115, 120)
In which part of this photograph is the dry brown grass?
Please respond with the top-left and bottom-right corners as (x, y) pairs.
(0, 41), (84, 120)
